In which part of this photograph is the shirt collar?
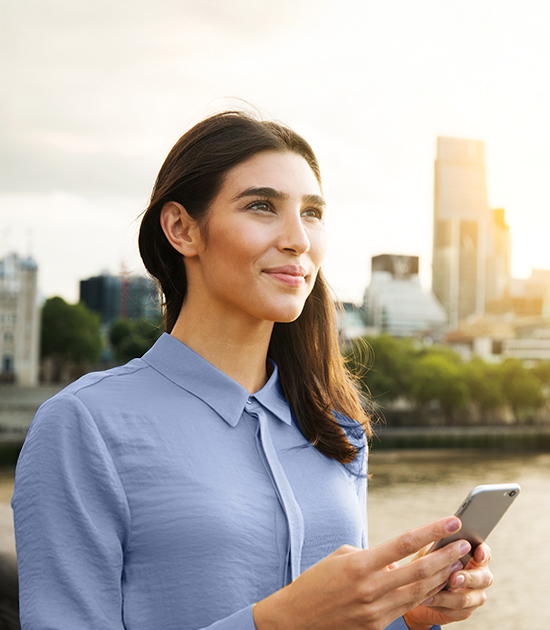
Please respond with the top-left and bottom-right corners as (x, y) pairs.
(141, 333), (292, 427)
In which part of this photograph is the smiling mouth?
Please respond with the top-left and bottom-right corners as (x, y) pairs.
(262, 265), (307, 287)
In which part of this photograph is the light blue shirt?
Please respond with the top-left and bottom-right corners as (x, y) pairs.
(13, 333), (431, 630)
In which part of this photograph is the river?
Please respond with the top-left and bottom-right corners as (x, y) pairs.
(1, 451), (548, 628)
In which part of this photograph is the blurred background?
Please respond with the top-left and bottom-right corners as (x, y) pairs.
(1, 1), (549, 628)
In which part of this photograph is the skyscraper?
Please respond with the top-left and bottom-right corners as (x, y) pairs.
(432, 137), (510, 328)
(79, 274), (160, 326)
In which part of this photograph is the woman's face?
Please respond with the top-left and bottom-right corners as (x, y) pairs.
(187, 150), (328, 325)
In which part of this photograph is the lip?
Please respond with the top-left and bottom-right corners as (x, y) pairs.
(262, 265), (307, 287)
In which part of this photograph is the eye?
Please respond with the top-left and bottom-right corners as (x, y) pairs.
(247, 200), (273, 213)
(301, 207), (324, 220)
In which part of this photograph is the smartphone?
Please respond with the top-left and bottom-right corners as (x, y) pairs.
(429, 483), (521, 568)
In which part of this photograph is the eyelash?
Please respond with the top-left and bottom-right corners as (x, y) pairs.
(246, 199), (324, 220)
(247, 200), (272, 212)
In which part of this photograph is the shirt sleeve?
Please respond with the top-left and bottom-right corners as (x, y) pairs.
(12, 394), (131, 629)
(11, 394), (262, 630)
(384, 618), (440, 630)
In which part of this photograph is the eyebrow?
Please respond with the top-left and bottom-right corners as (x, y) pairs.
(232, 186), (326, 209)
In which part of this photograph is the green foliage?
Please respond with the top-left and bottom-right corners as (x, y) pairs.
(345, 333), (548, 425)
(344, 335), (415, 402)
(41, 296), (102, 364)
(409, 354), (469, 420)
(498, 358), (544, 421)
(109, 318), (162, 364)
(531, 361), (550, 388)
(416, 343), (464, 365)
(463, 358), (505, 414)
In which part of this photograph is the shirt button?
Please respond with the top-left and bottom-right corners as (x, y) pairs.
(246, 398), (252, 405)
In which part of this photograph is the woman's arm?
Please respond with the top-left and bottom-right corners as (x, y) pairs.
(12, 395), (131, 629)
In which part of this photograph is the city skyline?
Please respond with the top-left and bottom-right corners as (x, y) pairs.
(1, 1), (550, 304)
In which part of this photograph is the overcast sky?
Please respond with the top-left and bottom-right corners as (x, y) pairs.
(1, 0), (550, 303)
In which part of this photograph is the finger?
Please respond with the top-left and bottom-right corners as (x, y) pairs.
(371, 517), (462, 569)
(423, 604), (479, 623)
(385, 579), (450, 625)
(427, 585), (488, 612)
(448, 565), (494, 590)
(386, 541), (469, 594)
(472, 543), (491, 566)
(377, 545), (468, 614)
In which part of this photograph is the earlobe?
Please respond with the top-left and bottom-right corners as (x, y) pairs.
(160, 201), (201, 257)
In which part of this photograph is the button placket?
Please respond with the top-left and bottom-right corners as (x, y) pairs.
(246, 405), (304, 582)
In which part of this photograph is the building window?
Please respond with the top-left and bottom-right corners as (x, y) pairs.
(4, 331), (13, 344)
(2, 355), (14, 372)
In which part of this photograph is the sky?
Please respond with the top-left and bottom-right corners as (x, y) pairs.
(1, 0), (550, 304)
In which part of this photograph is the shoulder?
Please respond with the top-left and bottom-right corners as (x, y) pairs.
(61, 357), (150, 398)
(26, 358), (153, 437)
(332, 410), (368, 476)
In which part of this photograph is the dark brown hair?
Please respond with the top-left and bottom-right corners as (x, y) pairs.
(139, 111), (371, 463)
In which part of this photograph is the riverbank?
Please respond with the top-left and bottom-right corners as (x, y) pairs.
(372, 424), (550, 450)
(0, 385), (63, 464)
(2, 385), (550, 462)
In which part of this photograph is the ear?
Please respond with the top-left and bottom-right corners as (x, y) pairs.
(160, 201), (202, 257)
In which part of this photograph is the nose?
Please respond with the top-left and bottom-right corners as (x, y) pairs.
(277, 209), (310, 255)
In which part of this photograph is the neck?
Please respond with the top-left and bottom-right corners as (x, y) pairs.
(170, 303), (274, 394)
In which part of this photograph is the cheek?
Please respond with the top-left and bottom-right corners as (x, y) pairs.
(205, 227), (268, 278)
(311, 228), (328, 267)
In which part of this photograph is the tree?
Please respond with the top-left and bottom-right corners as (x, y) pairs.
(409, 353), (469, 423)
(344, 335), (415, 403)
(41, 297), (102, 380)
(498, 358), (544, 422)
(463, 358), (505, 419)
(109, 318), (162, 364)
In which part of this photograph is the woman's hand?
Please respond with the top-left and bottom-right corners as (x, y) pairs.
(253, 516), (471, 630)
(403, 543), (493, 630)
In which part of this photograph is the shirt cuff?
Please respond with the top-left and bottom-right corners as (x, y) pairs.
(384, 617), (441, 630)
(204, 603), (257, 630)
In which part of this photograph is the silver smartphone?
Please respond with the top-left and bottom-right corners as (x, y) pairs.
(429, 483), (521, 568)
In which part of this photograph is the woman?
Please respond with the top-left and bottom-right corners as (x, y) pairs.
(12, 111), (492, 630)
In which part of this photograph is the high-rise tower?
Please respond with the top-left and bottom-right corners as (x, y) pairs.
(432, 137), (509, 328)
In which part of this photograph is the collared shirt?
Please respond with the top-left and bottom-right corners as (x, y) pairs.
(13, 333), (417, 630)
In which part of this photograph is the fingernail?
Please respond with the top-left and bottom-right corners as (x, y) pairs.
(451, 561), (463, 572)
(459, 541), (471, 555)
(446, 518), (461, 533)
(453, 574), (465, 587)
(422, 597), (434, 606)
(479, 548), (488, 562)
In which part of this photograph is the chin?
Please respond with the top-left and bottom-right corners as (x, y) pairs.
(252, 294), (309, 325)
(268, 305), (306, 324)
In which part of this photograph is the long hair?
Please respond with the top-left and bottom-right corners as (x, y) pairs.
(139, 111), (371, 463)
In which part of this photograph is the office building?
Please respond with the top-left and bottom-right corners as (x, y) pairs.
(80, 273), (160, 326)
(0, 253), (40, 386)
(363, 254), (447, 337)
(432, 137), (511, 328)
(337, 302), (368, 342)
